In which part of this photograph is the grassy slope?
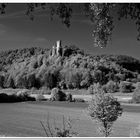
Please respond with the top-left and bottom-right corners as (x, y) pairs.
(0, 102), (139, 137)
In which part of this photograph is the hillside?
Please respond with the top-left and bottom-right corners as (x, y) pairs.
(0, 40), (140, 90)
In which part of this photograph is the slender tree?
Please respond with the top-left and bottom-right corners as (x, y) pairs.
(88, 88), (123, 137)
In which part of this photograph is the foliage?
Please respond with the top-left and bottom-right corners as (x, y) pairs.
(5, 75), (16, 88)
(0, 45), (139, 90)
(59, 80), (67, 89)
(135, 82), (140, 90)
(0, 92), (35, 103)
(86, 3), (140, 47)
(73, 98), (85, 102)
(88, 88), (123, 137)
(65, 92), (73, 102)
(119, 81), (134, 93)
(130, 83), (140, 103)
(40, 113), (78, 137)
(87, 4), (114, 48)
(130, 124), (140, 137)
(43, 68), (61, 89)
(0, 74), (5, 88)
(35, 94), (45, 101)
(104, 80), (118, 93)
(16, 89), (30, 100)
(15, 72), (28, 88)
(40, 87), (51, 95)
(63, 45), (84, 57)
(50, 88), (66, 101)
(43, 72), (57, 89)
(80, 71), (93, 88)
(88, 83), (101, 95)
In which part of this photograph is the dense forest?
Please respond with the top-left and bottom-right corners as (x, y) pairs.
(0, 43), (140, 91)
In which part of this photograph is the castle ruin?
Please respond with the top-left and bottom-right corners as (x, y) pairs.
(50, 40), (63, 57)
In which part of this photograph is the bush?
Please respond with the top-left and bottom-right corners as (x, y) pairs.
(0, 93), (35, 103)
(88, 83), (101, 95)
(0, 93), (17, 103)
(130, 125), (140, 137)
(119, 81), (134, 93)
(35, 94), (46, 101)
(135, 82), (140, 90)
(59, 81), (67, 89)
(40, 113), (78, 137)
(16, 89), (29, 97)
(30, 87), (37, 94)
(105, 80), (118, 93)
(73, 98), (85, 102)
(131, 88), (140, 104)
(16, 89), (35, 101)
(65, 92), (72, 102)
(40, 87), (51, 95)
(50, 88), (66, 101)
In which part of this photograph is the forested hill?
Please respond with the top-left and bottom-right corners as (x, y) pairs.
(0, 43), (140, 89)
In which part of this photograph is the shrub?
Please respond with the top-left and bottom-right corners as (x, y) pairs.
(30, 87), (37, 94)
(0, 92), (35, 103)
(35, 94), (46, 101)
(73, 98), (85, 102)
(40, 113), (78, 137)
(16, 89), (35, 101)
(65, 92), (72, 102)
(16, 89), (29, 97)
(105, 80), (118, 93)
(0, 93), (16, 103)
(40, 87), (51, 95)
(130, 125), (140, 137)
(59, 81), (67, 89)
(102, 85), (108, 93)
(50, 88), (66, 101)
(0, 75), (5, 88)
(88, 83), (101, 95)
(119, 81), (134, 93)
(135, 82), (140, 90)
(131, 88), (140, 104)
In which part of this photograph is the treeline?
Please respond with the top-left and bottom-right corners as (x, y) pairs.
(0, 46), (140, 90)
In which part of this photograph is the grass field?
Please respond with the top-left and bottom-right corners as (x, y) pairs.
(0, 101), (140, 137)
(0, 88), (139, 137)
(0, 88), (134, 96)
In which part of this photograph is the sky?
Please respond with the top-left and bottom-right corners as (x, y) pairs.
(0, 3), (140, 59)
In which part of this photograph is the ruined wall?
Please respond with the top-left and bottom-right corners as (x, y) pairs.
(50, 40), (63, 57)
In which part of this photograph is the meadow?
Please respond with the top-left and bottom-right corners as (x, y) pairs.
(0, 88), (139, 137)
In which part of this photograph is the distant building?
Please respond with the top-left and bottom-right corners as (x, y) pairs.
(50, 40), (63, 57)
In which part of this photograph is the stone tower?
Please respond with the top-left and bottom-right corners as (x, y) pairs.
(50, 40), (63, 57)
(52, 45), (56, 56)
(56, 40), (62, 56)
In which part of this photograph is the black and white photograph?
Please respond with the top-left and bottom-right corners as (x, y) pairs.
(0, 2), (140, 138)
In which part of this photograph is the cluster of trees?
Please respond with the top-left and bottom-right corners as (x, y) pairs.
(0, 45), (140, 90)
